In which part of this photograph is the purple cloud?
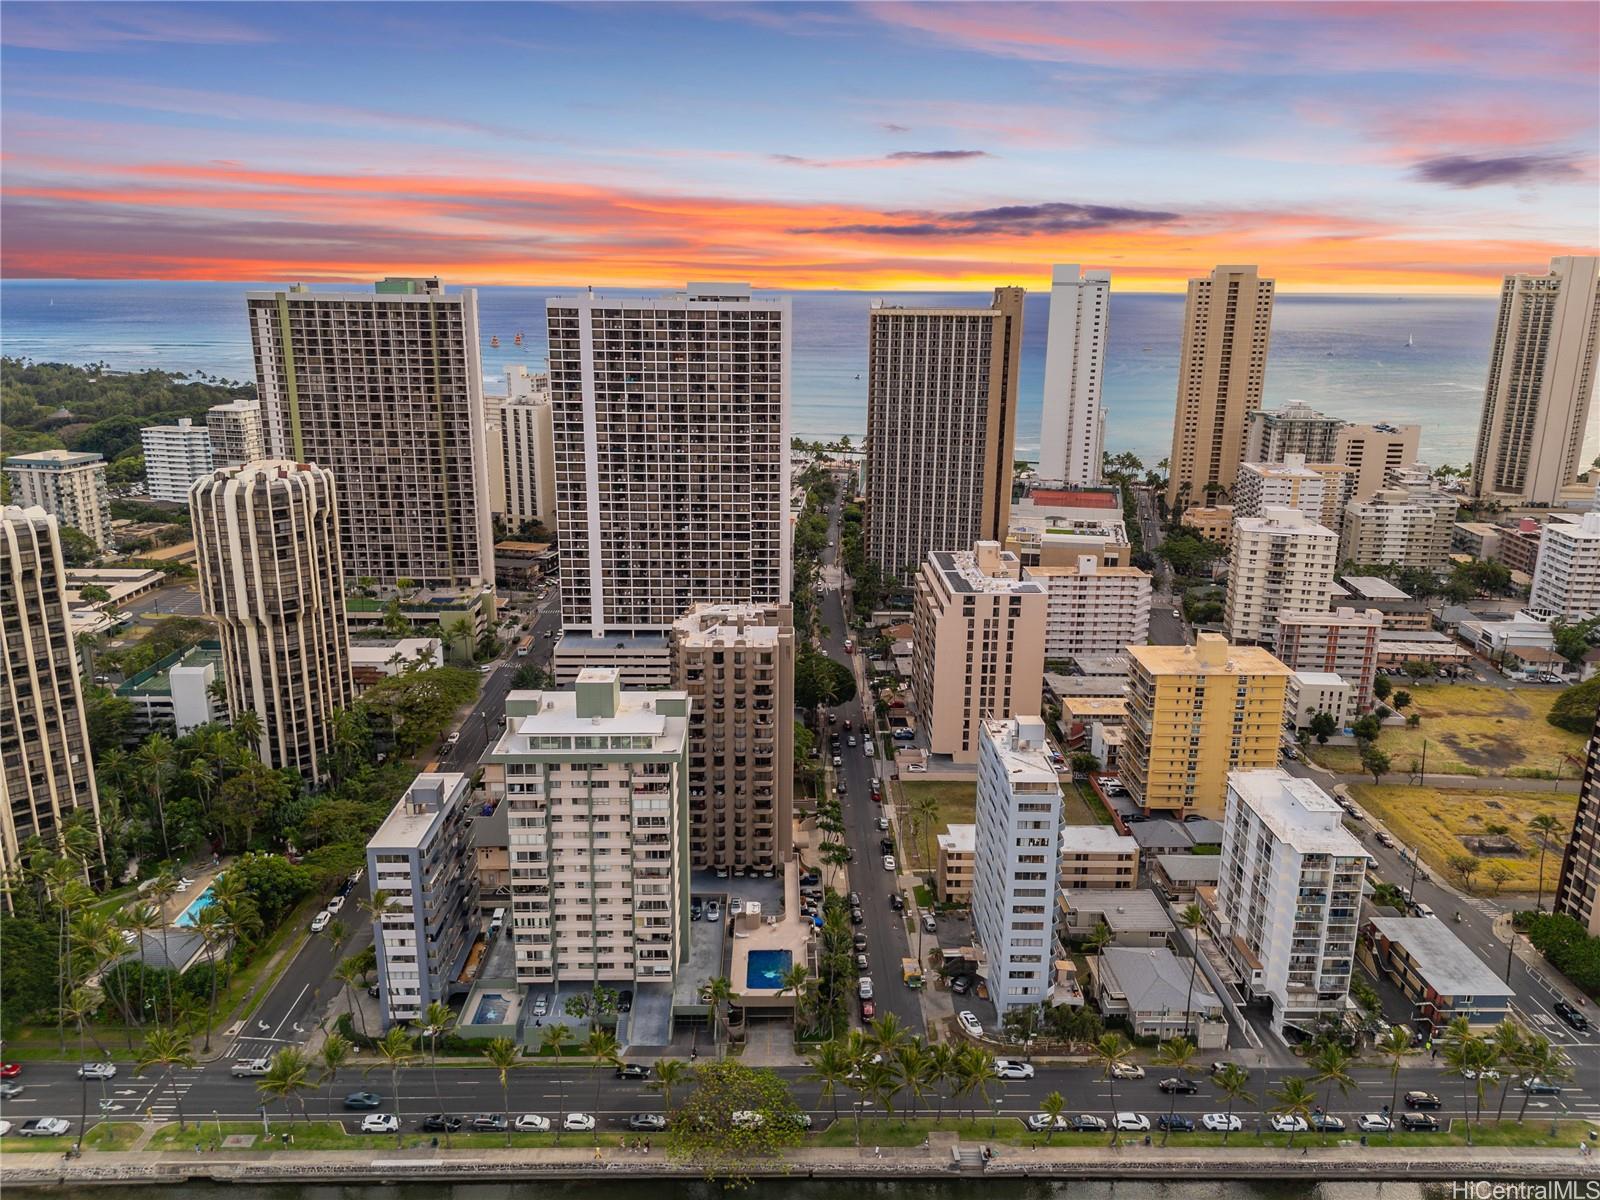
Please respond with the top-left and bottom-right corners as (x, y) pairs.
(884, 149), (988, 161)
(792, 200), (1179, 237)
(881, 122), (912, 134)
(772, 149), (990, 168)
(1410, 153), (1584, 188)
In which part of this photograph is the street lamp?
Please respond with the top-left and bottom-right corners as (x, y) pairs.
(213, 1110), (222, 1140)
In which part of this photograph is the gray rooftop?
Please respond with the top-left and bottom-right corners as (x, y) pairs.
(1045, 672), (1129, 698)
(1367, 917), (1515, 998)
(1096, 945), (1222, 1014)
(1153, 854), (1222, 883)
(1128, 821), (1195, 851)
(1066, 888), (1175, 934)
(1340, 576), (1413, 601)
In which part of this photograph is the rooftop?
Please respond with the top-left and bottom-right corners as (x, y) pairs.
(1128, 634), (1292, 678)
(1228, 770), (1369, 858)
(1029, 488), (1119, 510)
(1292, 670), (1349, 688)
(1096, 945), (1222, 1013)
(937, 823), (977, 855)
(928, 543), (1043, 596)
(982, 717), (1059, 784)
(5, 448), (104, 467)
(117, 641), (222, 698)
(1340, 576), (1414, 601)
(1277, 606), (1383, 628)
(672, 602), (789, 648)
(1367, 917), (1515, 998)
(1071, 653), (1132, 677)
(1153, 853), (1222, 883)
(1045, 673), (1129, 698)
(1061, 696), (1128, 719)
(1065, 888), (1175, 934)
(370, 773), (469, 851)
(1058, 825), (1138, 854)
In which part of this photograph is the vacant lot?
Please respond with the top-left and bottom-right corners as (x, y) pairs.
(895, 779), (975, 869)
(1350, 784), (1576, 894)
(1312, 685), (1587, 777)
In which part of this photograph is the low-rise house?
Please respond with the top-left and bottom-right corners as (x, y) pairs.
(936, 823), (976, 904)
(1090, 720), (1124, 770)
(1360, 916), (1515, 1035)
(1091, 945), (1228, 1049)
(1286, 670), (1352, 731)
(1060, 696), (1127, 749)
(1058, 887), (1174, 947)
(1337, 576), (1432, 631)
(1058, 826), (1139, 891)
(349, 637), (445, 690)
(1149, 853), (1221, 901)
(1375, 630), (1473, 673)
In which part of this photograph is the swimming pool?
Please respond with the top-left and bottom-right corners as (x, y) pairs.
(745, 949), (792, 990)
(174, 880), (220, 928)
(471, 993), (511, 1024)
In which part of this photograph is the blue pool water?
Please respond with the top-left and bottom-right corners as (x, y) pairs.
(174, 884), (217, 928)
(471, 993), (511, 1024)
(745, 949), (793, 991)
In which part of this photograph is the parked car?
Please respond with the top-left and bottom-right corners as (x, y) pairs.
(1400, 1113), (1440, 1132)
(880, 838), (894, 856)
(0, 1063), (19, 1079)
(876, 816), (889, 831)
(76, 1063), (116, 1081)
(1114, 1113), (1151, 1133)
(1404, 1091), (1441, 1110)
(1270, 1115), (1308, 1133)
(1374, 832), (1395, 848)
(1156, 1114), (1195, 1133)
(18, 1118), (71, 1137)
(310, 910), (332, 933)
(532, 994), (550, 1018)
(705, 900), (721, 923)
(859, 999), (876, 1020)
(1110, 1062), (1145, 1080)
(729, 898), (744, 917)
(618, 990), (634, 1014)
(1071, 1114), (1108, 1132)
(853, 933), (868, 951)
(514, 1114), (551, 1132)
(855, 953), (869, 971)
(1158, 1077), (1199, 1094)
(881, 855), (896, 872)
(344, 1092), (384, 1110)
(848, 891), (862, 907)
(690, 899), (703, 921)
(956, 1011), (983, 1038)
(627, 1114), (667, 1131)
(858, 977), (874, 1000)
(231, 1057), (272, 1078)
(922, 913), (937, 933)
(950, 974), (972, 995)
(992, 1059), (1034, 1080)
(888, 894), (904, 912)
(361, 1114), (400, 1134)
(421, 1114), (463, 1133)
(1311, 1114), (1346, 1133)
(1554, 999), (1590, 1032)
(850, 908), (864, 925)
(327, 895), (346, 914)
(563, 1113), (596, 1132)
(1201, 1113), (1243, 1133)
(615, 1064), (651, 1081)
(1357, 1113), (1392, 1133)
(1025, 1113), (1073, 1132)
(471, 1114), (507, 1132)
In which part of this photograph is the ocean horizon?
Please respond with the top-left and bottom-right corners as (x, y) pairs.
(0, 279), (1520, 469)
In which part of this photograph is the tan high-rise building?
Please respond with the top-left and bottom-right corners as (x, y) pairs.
(1028, 555), (1151, 661)
(1166, 266), (1275, 510)
(1273, 606), (1382, 713)
(912, 541), (1046, 763)
(1334, 422), (1422, 502)
(865, 288), (1025, 578)
(1245, 401), (1345, 465)
(482, 670), (689, 988)
(498, 366), (556, 531)
(672, 603), (794, 874)
(1224, 507), (1340, 647)
(1339, 485), (1456, 571)
(1555, 707), (1600, 935)
(206, 401), (265, 469)
(1473, 255), (1600, 506)
(1123, 634), (1292, 819)
(247, 278), (492, 589)
(191, 460), (353, 778)
(3, 450), (112, 549)
(1, 506), (104, 894)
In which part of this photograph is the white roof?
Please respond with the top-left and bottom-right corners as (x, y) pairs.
(1059, 826), (1138, 854)
(938, 824), (977, 854)
(1228, 770), (1369, 858)
(1292, 671), (1348, 688)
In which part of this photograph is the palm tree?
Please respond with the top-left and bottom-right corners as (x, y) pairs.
(135, 733), (176, 858)
(123, 900), (163, 1024)
(958, 1044), (996, 1133)
(483, 1038), (519, 1146)
(893, 1042), (933, 1119)
(1511, 1034), (1572, 1124)
(136, 1026), (196, 1130)
(842, 1030), (874, 1145)
(370, 1027), (415, 1147)
(909, 789), (938, 869)
(192, 905), (235, 1052)
(423, 1000), (455, 1148)
(1213, 1063), (1252, 1146)
(65, 984), (105, 1154)
(778, 962), (810, 1013)
(868, 1011), (910, 1060)
(1153, 1036), (1195, 1146)
(704, 976), (739, 1059)
(1489, 1019), (1525, 1122)
(334, 957), (370, 1037)
(862, 1057), (901, 1125)
(1307, 1043), (1356, 1143)
(807, 1039), (854, 1127)
(318, 1032), (353, 1120)
(1377, 1024), (1415, 1137)
(231, 709), (264, 759)
(649, 1058), (690, 1116)
(147, 870), (180, 1021)
(257, 1047), (315, 1127)
(1092, 1032), (1133, 1145)
(582, 1027), (621, 1142)
(1040, 1089), (1066, 1145)
(926, 1042), (958, 1121)
(1269, 1076), (1316, 1149)
(1177, 903), (1207, 1026)
(1528, 813), (1562, 912)
(1084, 921), (1114, 956)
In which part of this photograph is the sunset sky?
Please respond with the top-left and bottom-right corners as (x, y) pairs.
(2, 1), (1595, 292)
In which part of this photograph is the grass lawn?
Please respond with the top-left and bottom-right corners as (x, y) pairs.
(1350, 784), (1577, 893)
(896, 780), (975, 870)
(1310, 685), (1586, 777)
(0, 1122), (142, 1154)
(146, 1120), (631, 1151)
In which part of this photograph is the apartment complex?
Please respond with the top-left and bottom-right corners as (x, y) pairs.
(1223, 508), (1339, 647)
(936, 824), (976, 904)
(0, 507), (103, 892)
(1166, 265), (1275, 510)
(1528, 511), (1600, 621)
(912, 542), (1046, 762)
(1273, 607), (1382, 713)
(1554, 708), (1600, 935)
(1245, 401), (1345, 465)
(1334, 423), (1421, 502)
(247, 278), (493, 589)
(3, 449), (112, 549)
(1233, 455), (1325, 521)
(498, 365), (557, 530)
(1122, 634), (1293, 819)
(546, 284), (789, 681)
(1473, 256), (1600, 506)
(1339, 485), (1456, 570)
(205, 400), (265, 468)
(1181, 504), (1234, 548)
(482, 670), (689, 986)
(140, 418), (214, 504)
(1037, 265), (1110, 487)
(1029, 555), (1151, 661)
(367, 772), (476, 1025)
(1058, 825), (1139, 891)
(672, 602), (794, 874)
(972, 717), (1062, 1013)
(865, 288), (1025, 578)
(1214, 770), (1369, 1037)
(191, 460), (354, 777)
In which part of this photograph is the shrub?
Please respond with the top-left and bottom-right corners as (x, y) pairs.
(1548, 678), (1600, 735)
(1521, 912), (1600, 998)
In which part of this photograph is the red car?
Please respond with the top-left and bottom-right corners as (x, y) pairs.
(860, 1000), (876, 1020)
(0, 1063), (21, 1079)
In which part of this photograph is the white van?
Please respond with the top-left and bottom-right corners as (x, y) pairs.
(489, 908), (506, 936)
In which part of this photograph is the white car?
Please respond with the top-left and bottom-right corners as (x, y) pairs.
(704, 900), (721, 923)
(310, 910), (332, 932)
(1357, 1114), (1392, 1133)
(1270, 1115), (1308, 1133)
(729, 898), (744, 916)
(77, 1062), (117, 1080)
(0, 1121), (10, 1136)
(1201, 1113), (1243, 1133)
(956, 1010), (983, 1038)
(1462, 1067), (1499, 1081)
(230, 1057), (271, 1078)
(993, 1059), (1034, 1080)
(18, 1118), (71, 1137)
(563, 1113), (596, 1132)
(1110, 1062), (1145, 1080)
(882, 855), (896, 872)
(327, 895), (346, 914)
(1025, 1113), (1072, 1132)
(360, 1114), (399, 1134)
(514, 1114), (551, 1132)
(1114, 1112), (1150, 1133)
(876, 817), (889, 831)
(858, 977), (874, 1000)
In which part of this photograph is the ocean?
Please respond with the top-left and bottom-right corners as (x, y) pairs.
(0, 280), (1504, 468)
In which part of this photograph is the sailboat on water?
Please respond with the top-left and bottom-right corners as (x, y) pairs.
(1406, 334), (1414, 348)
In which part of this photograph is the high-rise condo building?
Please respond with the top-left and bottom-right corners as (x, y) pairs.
(1037, 265), (1110, 487)
(912, 542), (1046, 763)
(1, 506), (104, 894)
(3, 449), (112, 549)
(1224, 507), (1339, 647)
(140, 418), (214, 503)
(206, 401), (265, 468)
(498, 365), (557, 531)
(865, 288), (1025, 578)
(191, 460), (353, 777)
(1123, 634), (1292, 819)
(1166, 266), (1275, 511)
(1028, 555), (1151, 661)
(972, 716), (1062, 1013)
(247, 278), (492, 589)
(1245, 401), (1345, 465)
(672, 603), (795, 874)
(1233, 455), (1326, 522)
(1339, 485), (1456, 571)
(482, 670), (689, 989)
(546, 284), (789, 684)
(367, 771), (476, 1025)
(1333, 423), (1423, 502)
(1215, 770), (1369, 1037)
(1528, 511), (1600, 621)
(1273, 606), (1382, 713)
(1473, 255), (1600, 506)
(1555, 707), (1600, 935)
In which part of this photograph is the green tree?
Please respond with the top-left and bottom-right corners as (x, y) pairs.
(650, 1057), (691, 1114)
(257, 1046), (315, 1126)
(134, 1025), (196, 1131)
(1447, 853), (1481, 892)
(318, 1032), (353, 1121)
(1528, 813), (1563, 912)
(1549, 677), (1600, 733)
(1511, 1033), (1571, 1123)
(1091, 1032), (1133, 1146)
(583, 1026), (621, 1141)
(1307, 1043), (1356, 1142)
(666, 1058), (805, 1183)
(1213, 1063), (1252, 1146)
(1153, 1036), (1196, 1145)
(704, 976), (739, 1060)
(1269, 1076), (1316, 1149)
(1391, 690), (1412, 710)
(1360, 744), (1391, 784)
(807, 1038), (854, 1126)
(1308, 710), (1339, 744)
(369, 1027), (415, 1147)
(483, 1037), (520, 1145)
